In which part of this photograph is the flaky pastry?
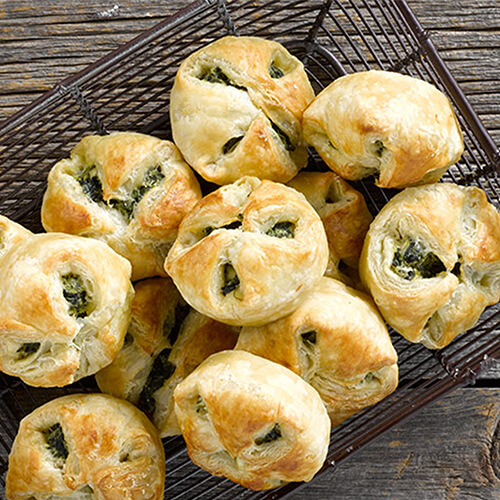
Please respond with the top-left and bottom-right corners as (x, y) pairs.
(173, 350), (330, 490)
(0, 233), (133, 386)
(170, 36), (314, 184)
(303, 70), (464, 188)
(5, 393), (164, 500)
(288, 171), (372, 284)
(41, 131), (201, 280)
(96, 277), (239, 437)
(359, 183), (500, 348)
(165, 176), (329, 326)
(0, 215), (33, 262)
(236, 277), (398, 425)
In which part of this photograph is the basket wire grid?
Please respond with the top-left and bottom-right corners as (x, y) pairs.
(0, 0), (499, 498)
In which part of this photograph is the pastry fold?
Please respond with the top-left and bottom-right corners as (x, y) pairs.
(170, 36), (314, 184)
(236, 277), (398, 425)
(303, 70), (464, 188)
(96, 277), (239, 437)
(5, 394), (165, 500)
(165, 176), (329, 326)
(41, 131), (201, 280)
(359, 183), (500, 348)
(174, 350), (330, 490)
(0, 232), (133, 386)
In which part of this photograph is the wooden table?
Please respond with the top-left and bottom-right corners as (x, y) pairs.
(0, 1), (498, 498)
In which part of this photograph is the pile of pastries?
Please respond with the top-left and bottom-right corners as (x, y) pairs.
(2, 35), (500, 499)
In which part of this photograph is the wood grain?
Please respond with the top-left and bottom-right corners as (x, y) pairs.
(290, 388), (500, 499)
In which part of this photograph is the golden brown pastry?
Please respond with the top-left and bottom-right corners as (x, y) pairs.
(0, 215), (33, 261)
(303, 70), (464, 188)
(236, 277), (398, 425)
(0, 233), (133, 387)
(41, 131), (202, 280)
(96, 277), (239, 437)
(5, 393), (165, 500)
(173, 350), (330, 490)
(165, 176), (329, 326)
(359, 183), (500, 349)
(288, 171), (372, 284)
(170, 36), (314, 184)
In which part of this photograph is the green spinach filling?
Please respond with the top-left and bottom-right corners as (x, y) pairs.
(222, 136), (244, 155)
(374, 140), (385, 157)
(61, 273), (90, 318)
(203, 218), (243, 237)
(16, 342), (41, 360)
(139, 348), (176, 416)
(196, 395), (208, 415)
(301, 331), (317, 346)
(198, 66), (246, 91)
(124, 332), (134, 346)
(270, 121), (295, 151)
(43, 423), (69, 461)
(391, 239), (446, 280)
(78, 165), (103, 203)
(109, 166), (164, 220)
(266, 221), (295, 239)
(451, 261), (461, 277)
(221, 263), (240, 296)
(255, 423), (282, 446)
(164, 303), (190, 347)
(269, 62), (284, 79)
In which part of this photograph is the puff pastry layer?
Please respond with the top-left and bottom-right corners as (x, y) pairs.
(41, 131), (201, 280)
(359, 183), (500, 348)
(0, 215), (33, 262)
(288, 171), (372, 285)
(173, 350), (330, 490)
(5, 393), (164, 500)
(236, 277), (398, 425)
(96, 277), (239, 437)
(0, 233), (133, 386)
(170, 36), (314, 184)
(165, 176), (329, 326)
(303, 70), (464, 188)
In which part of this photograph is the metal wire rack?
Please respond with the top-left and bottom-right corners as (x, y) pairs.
(0, 0), (499, 498)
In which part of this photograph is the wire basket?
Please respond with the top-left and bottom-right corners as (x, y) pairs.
(0, 1), (499, 498)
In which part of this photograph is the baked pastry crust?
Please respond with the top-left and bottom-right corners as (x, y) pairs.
(165, 176), (329, 326)
(0, 215), (33, 262)
(173, 350), (330, 490)
(5, 393), (164, 500)
(0, 233), (133, 386)
(359, 183), (500, 348)
(170, 36), (314, 184)
(96, 277), (239, 437)
(302, 70), (464, 188)
(236, 277), (398, 425)
(41, 131), (201, 280)
(288, 171), (372, 284)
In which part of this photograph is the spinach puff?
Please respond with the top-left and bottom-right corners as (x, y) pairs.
(170, 36), (314, 184)
(5, 393), (164, 500)
(41, 131), (202, 281)
(96, 277), (239, 437)
(173, 350), (330, 490)
(0, 233), (133, 387)
(288, 171), (372, 285)
(165, 176), (329, 326)
(236, 277), (398, 425)
(360, 183), (500, 349)
(303, 71), (464, 188)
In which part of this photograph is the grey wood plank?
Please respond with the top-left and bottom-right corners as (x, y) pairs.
(290, 387), (500, 499)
